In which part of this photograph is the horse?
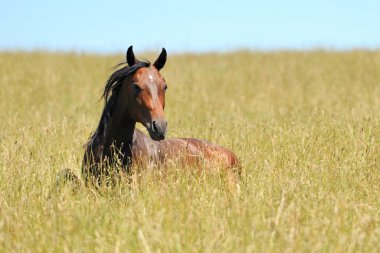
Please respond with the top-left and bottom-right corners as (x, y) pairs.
(82, 46), (239, 186)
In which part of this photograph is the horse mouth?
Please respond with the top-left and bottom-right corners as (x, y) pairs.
(147, 128), (166, 141)
(144, 120), (167, 141)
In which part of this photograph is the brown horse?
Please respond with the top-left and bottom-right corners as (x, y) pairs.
(82, 46), (238, 185)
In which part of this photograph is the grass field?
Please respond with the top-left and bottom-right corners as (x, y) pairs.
(0, 50), (380, 252)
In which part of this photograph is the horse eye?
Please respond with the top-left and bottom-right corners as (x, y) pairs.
(133, 84), (143, 95)
(164, 85), (168, 92)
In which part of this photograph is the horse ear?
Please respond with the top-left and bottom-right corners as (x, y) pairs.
(153, 48), (167, 71)
(126, 45), (136, 66)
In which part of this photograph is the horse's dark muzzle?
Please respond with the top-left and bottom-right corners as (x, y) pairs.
(149, 120), (167, 141)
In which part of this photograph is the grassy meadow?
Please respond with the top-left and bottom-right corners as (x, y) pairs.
(0, 50), (380, 252)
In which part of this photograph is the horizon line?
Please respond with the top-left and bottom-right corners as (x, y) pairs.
(1, 46), (380, 56)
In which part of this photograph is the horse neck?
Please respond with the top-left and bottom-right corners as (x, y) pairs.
(104, 99), (136, 150)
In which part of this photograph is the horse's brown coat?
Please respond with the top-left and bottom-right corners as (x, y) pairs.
(132, 129), (238, 169)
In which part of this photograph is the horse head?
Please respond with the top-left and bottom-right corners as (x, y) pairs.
(119, 46), (168, 141)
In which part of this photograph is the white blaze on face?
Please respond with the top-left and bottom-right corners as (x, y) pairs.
(147, 70), (158, 105)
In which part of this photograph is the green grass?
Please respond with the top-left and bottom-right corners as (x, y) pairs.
(1, 50), (380, 252)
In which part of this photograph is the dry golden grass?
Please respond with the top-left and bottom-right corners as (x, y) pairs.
(0, 50), (380, 252)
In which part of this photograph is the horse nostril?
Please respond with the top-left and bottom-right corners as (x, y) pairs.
(152, 121), (158, 133)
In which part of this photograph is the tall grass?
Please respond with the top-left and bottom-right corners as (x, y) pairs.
(0, 50), (379, 252)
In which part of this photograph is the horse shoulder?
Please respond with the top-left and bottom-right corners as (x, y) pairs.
(132, 128), (159, 162)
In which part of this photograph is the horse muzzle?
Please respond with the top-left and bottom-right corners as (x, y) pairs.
(147, 119), (167, 141)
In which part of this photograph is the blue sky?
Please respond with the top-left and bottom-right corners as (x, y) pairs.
(1, 0), (379, 53)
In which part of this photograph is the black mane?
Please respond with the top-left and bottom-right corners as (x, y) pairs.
(102, 60), (150, 104)
(86, 60), (150, 147)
